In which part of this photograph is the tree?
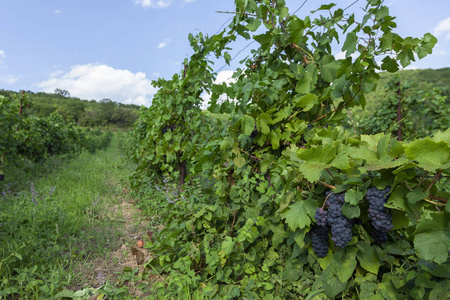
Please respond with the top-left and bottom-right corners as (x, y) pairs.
(54, 88), (70, 97)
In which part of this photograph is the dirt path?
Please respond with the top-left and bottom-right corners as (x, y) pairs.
(70, 180), (160, 297)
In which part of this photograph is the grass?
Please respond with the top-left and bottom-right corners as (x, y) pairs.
(0, 133), (132, 299)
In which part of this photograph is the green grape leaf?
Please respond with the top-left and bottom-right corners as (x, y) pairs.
(381, 56), (399, 72)
(297, 145), (336, 182)
(257, 113), (273, 134)
(406, 187), (429, 210)
(281, 198), (317, 231)
(246, 18), (261, 32)
(269, 222), (289, 246)
(342, 203), (360, 219)
(320, 55), (340, 82)
(403, 138), (450, 172)
(345, 189), (364, 205)
(332, 248), (358, 283)
(322, 266), (347, 299)
(357, 241), (382, 274)
(241, 115), (255, 136)
(294, 93), (318, 111)
(234, 153), (245, 168)
(295, 77), (312, 94)
(432, 128), (450, 144)
(342, 32), (357, 56)
(414, 212), (450, 264)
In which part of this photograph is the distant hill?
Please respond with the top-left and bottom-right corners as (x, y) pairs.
(0, 89), (141, 128)
(364, 67), (450, 112)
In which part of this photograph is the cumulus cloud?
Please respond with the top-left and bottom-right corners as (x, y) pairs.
(157, 39), (171, 49)
(36, 64), (157, 106)
(0, 75), (19, 85)
(433, 17), (450, 40)
(134, 0), (171, 8)
(201, 70), (236, 109)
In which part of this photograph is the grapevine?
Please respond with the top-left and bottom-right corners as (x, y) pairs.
(126, 0), (449, 299)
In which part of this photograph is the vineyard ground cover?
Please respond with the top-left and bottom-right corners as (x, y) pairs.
(0, 133), (152, 299)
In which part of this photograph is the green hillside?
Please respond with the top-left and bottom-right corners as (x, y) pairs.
(364, 67), (450, 112)
(0, 89), (141, 128)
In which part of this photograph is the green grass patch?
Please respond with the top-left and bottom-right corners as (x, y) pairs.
(0, 133), (131, 299)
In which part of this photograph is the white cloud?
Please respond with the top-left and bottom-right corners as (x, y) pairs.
(402, 65), (418, 70)
(201, 70), (236, 109)
(36, 64), (157, 106)
(54, 9), (63, 14)
(0, 75), (19, 84)
(157, 38), (171, 49)
(185, 0), (197, 3)
(0, 49), (5, 64)
(334, 51), (358, 60)
(433, 17), (450, 40)
(134, 0), (171, 8)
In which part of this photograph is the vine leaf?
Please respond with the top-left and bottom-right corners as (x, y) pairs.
(241, 115), (255, 136)
(381, 56), (399, 72)
(234, 153), (245, 168)
(332, 248), (357, 283)
(297, 145), (336, 182)
(406, 187), (429, 210)
(293, 93), (318, 111)
(404, 138), (450, 172)
(414, 212), (450, 265)
(356, 241), (382, 274)
(320, 55), (340, 82)
(341, 32), (357, 56)
(269, 222), (289, 246)
(352, 134), (408, 171)
(432, 128), (450, 144)
(257, 113), (273, 134)
(322, 265), (347, 299)
(280, 198), (317, 231)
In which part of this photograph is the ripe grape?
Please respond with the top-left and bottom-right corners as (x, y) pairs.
(314, 208), (328, 226)
(366, 186), (393, 234)
(326, 192), (354, 248)
(310, 225), (329, 258)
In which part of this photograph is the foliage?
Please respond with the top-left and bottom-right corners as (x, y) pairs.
(0, 95), (20, 161)
(0, 93), (112, 167)
(352, 76), (450, 140)
(0, 134), (126, 299)
(0, 89), (140, 127)
(126, 0), (449, 298)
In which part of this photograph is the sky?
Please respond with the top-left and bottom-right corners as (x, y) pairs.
(0, 0), (449, 107)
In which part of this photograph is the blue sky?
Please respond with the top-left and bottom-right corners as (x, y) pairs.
(0, 0), (449, 106)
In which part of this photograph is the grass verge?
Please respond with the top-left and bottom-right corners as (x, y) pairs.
(0, 133), (131, 299)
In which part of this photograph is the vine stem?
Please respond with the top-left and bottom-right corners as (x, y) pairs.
(318, 181), (336, 190)
(428, 195), (448, 203)
(216, 10), (257, 17)
(240, 148), (261, 161)
(321, 192), (332, 209)
(427, 169), (442, 191)
(229, 210), (237, 236)
(424, 198), (446, 207)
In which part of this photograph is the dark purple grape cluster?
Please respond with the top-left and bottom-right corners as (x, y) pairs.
(310, 225), (329, 258)
(314, 208), (328, 226)
(365, 186), (393, 244)
(326, 192), (354, 248)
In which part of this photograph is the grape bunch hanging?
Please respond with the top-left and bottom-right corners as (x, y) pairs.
(310, 187), (393, 258)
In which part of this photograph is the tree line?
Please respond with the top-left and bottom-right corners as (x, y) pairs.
(0, 89), (141, 128)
